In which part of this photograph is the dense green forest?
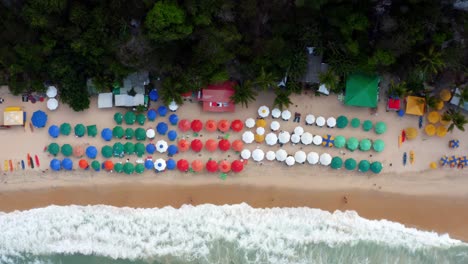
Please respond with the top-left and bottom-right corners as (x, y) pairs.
(0, 0), (466, 111)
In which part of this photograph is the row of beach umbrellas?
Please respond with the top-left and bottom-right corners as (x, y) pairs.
(114, 108), (177, 125)
(101, 126), (177, 141)
(48, 124), (97, 138)
(439, 155), (467, 166)
(174, 159), (244, 173)
(177, 119), (244, 133)
(176, 139), (244, 153)
(330, 157), (383, 173)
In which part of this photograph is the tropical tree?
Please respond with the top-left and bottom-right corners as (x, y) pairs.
(387, 80), (408, 98)
(458, 87), (468, 107)
(145, 1), (193, 42)
(319, 69), (340, 93)
(425, 95), (438, 110)
(254, 67), (277, 91)
(273, 89), (292, 110)
(160, 77), (184, 106)
(442, 109), (468, 132)
(230, 80), (257, 108)
(417, 46), (445, 79)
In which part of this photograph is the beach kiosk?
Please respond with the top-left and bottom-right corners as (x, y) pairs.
(405, 96), (426, 116)
(98, 93), (113, 108)
(344, 74), (380, 108)
(3, 107), (24, 126)
(197, 81), (236, 112)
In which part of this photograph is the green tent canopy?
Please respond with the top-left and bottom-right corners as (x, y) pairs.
(101, 145), (113, 158)
(135, 128), (146, 141)
(346, 137), (359, 151)
(375, 121), (387, 135)
(135, 163), (145, 174)
(331, 156), (343, 169)
(345, 158), (357, 170)
(61, 144), (73, 157)
(370, 162), (383, 174)
(113, 126), (124, 139)
(351, 118), (360, 128)
(358, 160), (371, 172)
(91, 160), (100, 171)
(87, 125), (97, 137)
(373, 139), (385, 152)
(359, 139), (372, 151)
(125, 128), (134, 139)
(60, 123), (71, 135)
(334, 136), (346, 148)
(123, 162), (135, 174)
(344, 73), (380, 108)
(124, 111), (136, 125)
(114, 113), (123, 125)
(135, 143), (145, 157)
(74, 124), (86, 137)
(136, 114), (146, 125)
(113, 142), (124, 157)
(362, 120), (373, 131)
(124, 142), (135, 154)
(114, 163), (124, 173)
(336, 116), (348, 129)
(48, 143), (60, 156)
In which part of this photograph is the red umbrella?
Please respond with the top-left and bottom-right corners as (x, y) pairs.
(191, 159), (203, 172)
(218, 120), (230, 132)
(178, 139), (190, 152)
(205, 139), (218, 152)
(231, 119), (243, 132)
(218, 139), (231, 152)
(178, 119), (191, 132)
(231, 160), (244, 173)
(205, 120), (217, 132)
(231, 140), (244, 152)
(177, 159), (189, 172)
(74, 145), (85, 157)
(78, 159), (88, 169)
(190, 139), (203, 152)
(219, 160), (231, 173)
(103, 160), (114, 171)
(191, 119), (203, 132)
(206, 160), (218, 173)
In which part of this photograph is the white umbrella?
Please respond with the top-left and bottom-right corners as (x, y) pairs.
(156, 140), (168, 153)
(313, 135), (323, 145)
(168, 100), (179, 112)
(154, 158), (166, 171)
(307, 152), (319, 165)
(252, 149), (265, 162)
(242, 131), (255, 144)
(278, 131), (290, 144)
(265, 133), (278, 146)
(271, 108), (281, 118)
(256, 127), (265, 135)
(291, 133), (300, 144)
(305, 114), (315, 125)
(300, 132), (313, 145)
(258, 106), (270, 118)
(285, 156), (295, 166)
(319, 153), (332, 166)
(316, 116), (325, 127)
(146, 129), (155, 139)
(270, 121), (280, 131)
(294, 126), (304, 136)
(47, 98), (58, 111)
(275, 149), (287, 162)
(245, 118), (255, 128)
(266, 151), (276, 161)
(46, 86), (57, 98)
(281, 110), (291, 121)
(327, 117), (336, 128)
(241, 149), (251, 160)
(294, 151), (306, 164)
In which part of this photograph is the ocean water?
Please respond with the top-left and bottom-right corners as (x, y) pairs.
(0, 204), (467, 264)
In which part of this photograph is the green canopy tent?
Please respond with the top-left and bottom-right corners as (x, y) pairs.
(344, 73), (380, 108)
(124, 111), (136, 125)
(123, 162), (135, 174)
(48, 143), (60, 156)
(346, 137), (359, 151)
(359, 139), (372, 151)
(114, 163), (124, 173)
(135, 143), (145, 157)
(113, 142), (124, 157)
(135, 128), (146, 141)
(60, 123), (71, 136)
(336, 116), (348, 129)
(74, 124), (86, 137)
(87, 125), (97, 137)
(91, 160), (100, 171)
(375, 121), (387, 135)
(362, 120), (373, 131)
(345, 158), (357, 170)
(113, 126), (124, 139)
(136, 114), (146, 125)
(334, 136), (346, 148)
(370, 162), (383, 174)
(331, 157), (343, 169)
(101, 145), (113, 158)
(358, 160), (371, 172)
(124, 142), (135, 154)
(114, 113), (123, 125)
(135, 163), (145, 174)
(373, 139), (385, 152)
(125, 128), (134, 139)
(61, 144), (73, 157)
(351, 118), (360, 128)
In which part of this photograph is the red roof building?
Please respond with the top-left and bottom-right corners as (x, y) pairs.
(198, 81), (236, 112)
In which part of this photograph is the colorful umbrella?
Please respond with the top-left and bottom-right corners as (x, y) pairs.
(169, 114), (179, 125)
(231, 160), (244, 173)
(60, 123), (71, 135)
(440, 89), (451, 102)
(331, 157), (343, 169)
(178, 139), (190, 152)
(307, 152), (319, 165)
(351, 118), (360, 128)
(157, 122), (169, 135)
(255, 119), (267, 128)
(62, 158), (73, 170)
(61, 144), (73, 157)
(113, 142), (124, 157)
(252, 149), (265, 162)
(156, 140), (168, 153)
(334, 136), (346, 148)
(158, 106), (168, 117)
(147, 109), (157, 121)
(449, 139), (459, 148)
(219, 160), (231, 173)
(146, 143), (156, 154)
(114, 163), (124, 173)
(285, 156), (295, 166)
(205, 120), (217, 132)
(135, 143), (146, 157)
(91, 160), (100, 171)
(440, 156), (448, 166)
(358, 160), (371, 172)
(406, 127), (418, 140)
(166, 159), (176, 170)
(374, 122), (387, 135)
(135, 128), (146, 141)
(191, 159), (203, 172)
(428, 111), (440, 124)
(87, 125), (97, 137)
(123, 162), (134, 174)
(425, 124), (436, 136)
(48, 143), (60, 156)
(145, 159), (154, 170)
(73, 124), (86, 137)
(191, 120), (203, 132)
(294, 151), (306, 164)
(149, 89), (159, 101)
(73, 145), (85, 158)
(101, 128), (112, 141)
(322, 134), (334, 147)
(191, 139), (203, 152)
(206, 160), (218, 173)
(245, 118), (255, 128)
(359, 139), (372, 151)
(146, 128), (155, 139)
(346, 137), (359, 151)
(436, 126), (447, 137)
(50, 159), (61, 171)
(31, 110), (48, 128)
(113, 126), (124, 139)
(104, 160), (114, 171)
(124, 142), (135, 155)
(275, 149), (287, 162)
(459, 156), (468, 166)
(231, 140), (243, 152)
(218, 139), (231, 152)
(136, 113), (146, 125)
(265, 133), (278, 146)
(125, 128), (134, 139)
(370, 162), (383, 174)
(167, 130), (178, 141)
(345, 158), (357, 170)
(79, 159), (89, 169)
(218, 120), (230, 132)
(101, 146), (113, 158)
(258, 106), (270, 118)
(154, 158), (166, 172)
(373, 139), (385, 152)
(205, 139), (218, 152)
(336, 116), (348, 128)
(449, 155), (458, 166)
(135, 164), (145, 174)
(272, 108), (281, 119)
(362, 120), (373, 131)
(231, 119), (243, 132)
(305, 114), (315, 125)
(124, 111), (136, 125)
(114, 112), (123, 124)
(241, 149), (251, 160)
(48, 125), (60, 138)
(178, 119), (191, 132)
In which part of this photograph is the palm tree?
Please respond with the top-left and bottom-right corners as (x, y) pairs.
(254, 67), (277, 91)
(442, 109), (468, 132)
(319, 69), (340, 93)
(387, 80), (408, 98)
(425, 95), (438, 111)
(230, 80), (258, 108)
(273, 89), (292, 110)
(458, 87), (468, 107)
(417, 46), (445, 79)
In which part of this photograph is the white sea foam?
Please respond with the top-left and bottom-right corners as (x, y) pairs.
(0, 203), (464, 262)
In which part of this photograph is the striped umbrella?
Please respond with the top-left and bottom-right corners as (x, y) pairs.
(448, 156), (458, 166)
(459, 156), (468, 166)
(322, 134), (334, 147)
(439, 156), (448, 166)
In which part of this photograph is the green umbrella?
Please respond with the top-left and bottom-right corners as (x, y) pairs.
(113, 126), (124, 139)
(124, 111), (136, 125)
(123, 162), (135, 174)
(359, 139), (372, 151)
(337, 116), (348, 128)
(135, 163), (145, 174)
(136, 113), (146, 125)
(74, 124), (86, 137)
(61, 144), (73, 157)
(114, 113), (123, 125)
(358, 160), (371, 172)
(135, 143), (145, 157)
(48, 143), (60, 156)
(124, 142), (135, 154)
(87, 125), (97, 137)
(331, 156), (343, 169)
(91, 160), (100, 171)
(362, 120), (373, 131)
(125, 128), (134, 139)
(351, 118), (360, 128)
(344, 158), (357, 170)
(346, 137), (359, 151)
(60, 123), (71, 135)
(373, 139), (385, 152)
(375, 121), (387, 135)
(113, 142), (124, 157)
(135, 128), (146, 141)
(101, 145), (113, 158)
(114, 163), (124, 173)
(370, 162), (383, 174)
(334, 136), (346, 148)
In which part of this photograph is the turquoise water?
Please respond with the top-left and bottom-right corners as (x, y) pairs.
(1, 204), (467, 264)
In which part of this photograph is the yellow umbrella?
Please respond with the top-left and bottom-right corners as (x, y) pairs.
(424, 124), (436, 136)
(429, 162), (437, 169)
(436, 125), (447, 137)
(256, 119), (267, 128)
(254, 133), (265, 143)
(434, 100), (444, 111)
(427, 111), (440, 124)
(439, 89), (451, 102)
(440, 118), (450, 126)
(406, 127), (418, 140)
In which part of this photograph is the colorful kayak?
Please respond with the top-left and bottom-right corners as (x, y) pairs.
(9, 160), (13, 172)
(21, 160), (25, 170)
(4, 160), (8, 172)
(410, 151), (415, 165)
(398, 135), (402, 148)
(401, 130), (406, 142)
(30, 156), (35, 169)
(403, 152), (407, 166)
(27, 154), (31, 167)
(35, 155), (40, 167)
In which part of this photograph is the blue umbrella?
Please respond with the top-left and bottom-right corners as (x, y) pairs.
(101, 128), (112, 141)
(62, 158), (73, 170)
(169, 114), (178, 125)
(86, 146), (98, 159)
(145, 159), (154, 170)
(157, 122), (168, 135)
(149, 90), (159, 101)
(158, 106), (168, 117)
(146, 143), (156, 154)
(166, 159), (176, 170)
(167, 145), (178, 156)
(31, 110), (48, 128)
(48, 125), (60, 138)
(398, 109), (405, 117)
(147, 109), (157, 121)
(167, 130), (177, 141)
(50, 159), (61, 171)
(440, 156), (448, 166)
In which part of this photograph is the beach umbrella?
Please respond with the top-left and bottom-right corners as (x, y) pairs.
(167, 130), (178, 141)
(61, 144), (73, 157)
(362, 120), (373, 131)
(428, 111), (440, 124)
(430, 162), (437, 169)
(285, 156), (295, 166)
(252, 149), (265, 162)
(147, 109), (157, 121)
(158, 105), (168, 117)
(156, 140), (168, 153)
(149, 89), (159, 101)
(113, 126), (124, 139)
(144, 159), (154, 170)
(146, 128), (155, 139)
(146, 143), (156, 154)
(205, 120), (217, 132)
(265, 133), (278, 146)
(281, 110), (291, 121)
(436, 126), (447, 137)
(406, 127), (418, 140)
(101, 128), (112, 141)
(114, 163), (123, 173)
(258, 105), (270, 118)
(219, 160), (231, 173)
(73, 145), (85, 158)
(266, 151), (276, 161)
(375, 122), (387, 135)
(270, 121), (280, 131)
(104, 160), (114, 171)
(135, 128), (146, 141)
(334, 136), (346, 148)
(440, 156), (448, 166)
(254, 134), (265, 143)
(48, 125), (60, 138)
(275, 149), (287, 162)
(135, 143), (145, 157)
(331, 157), (343, 169)
(316, 116), (325, 127)
(425, 124), (436, 136)
(136, 113), (146, 125)
(113, 142), (124, 157)
(191, 160), (203, 172)
(327, 117), (336, 128)
(322, 134), (335, 147)
(373, 139), (385, 152)
(272, 108), (281, 118)
(206, 160), (218, 173)
(307, 152), (319, 165)
(91, 160), (100, 171)
(166, 159), (176, 170)
(439, 89), (451, 102)
(278, 131), (291, 144)
(294, 151), (306, 164)
(177, 159), (189, 172)
(114, 113), (123, 125)
(241, 149), (251, 160)
(245, 118), (255, 128)
(50, 159), (61, 171)
(154, 158), (167, 172)
(135, 164), (145, 174)
(124, 111), (136, 125)
(231, 160), (244, 173)
(178, 139), (190, 152)
(87, 125), (97, 137)
(435, 100), (444, 111)
(313, 135), (323, 146)
(46, 86), (57, 98)
(291, 133), (300, 144)
(86, 146), (97, 159)
(168, 100), (179, 112)
(101, 146), (113, 158)
(305, 114), (315, 125)
(191, 119), (203, 132)
(190, 139), (203, 152)
(300, 132), (313, 145)
(123, 162), (135, 174)
(218, 120), (230, 132)
(157, 122), (169, 135)
(345, 158), (357, 170)
(294, 126), (304, 136)
(48, 143), (60, 156)
(256, 119), (267, 128)
(256, 127), (265, 135)
(169, 114), (179, 125)
(205, 139), (218, 152)
(449, 155), (458, 165)
(370, 162), (383, 174)
(351, 118), (360, 128)
(178, 119), (191, 131)
(336, 116), (348, 129)
(167, 144), (178, 156)
(346, 137), (359, 151)
(60, 123), (71, 135)
(232, 140), (244, 152)
(319, 153), (332, 166)
(31, 110), (48, 128)
(62, 158), (73, 170)
(74, 124), (85, 137)
(358, 160), (371, 172)
(449, 139), (459, 149)
(125, 128), (134, 140)
(459, 156), (468, 166)
(231, 119), (244, 132)
(242, 131), (255, 144)
(359, 139), (372, 151)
